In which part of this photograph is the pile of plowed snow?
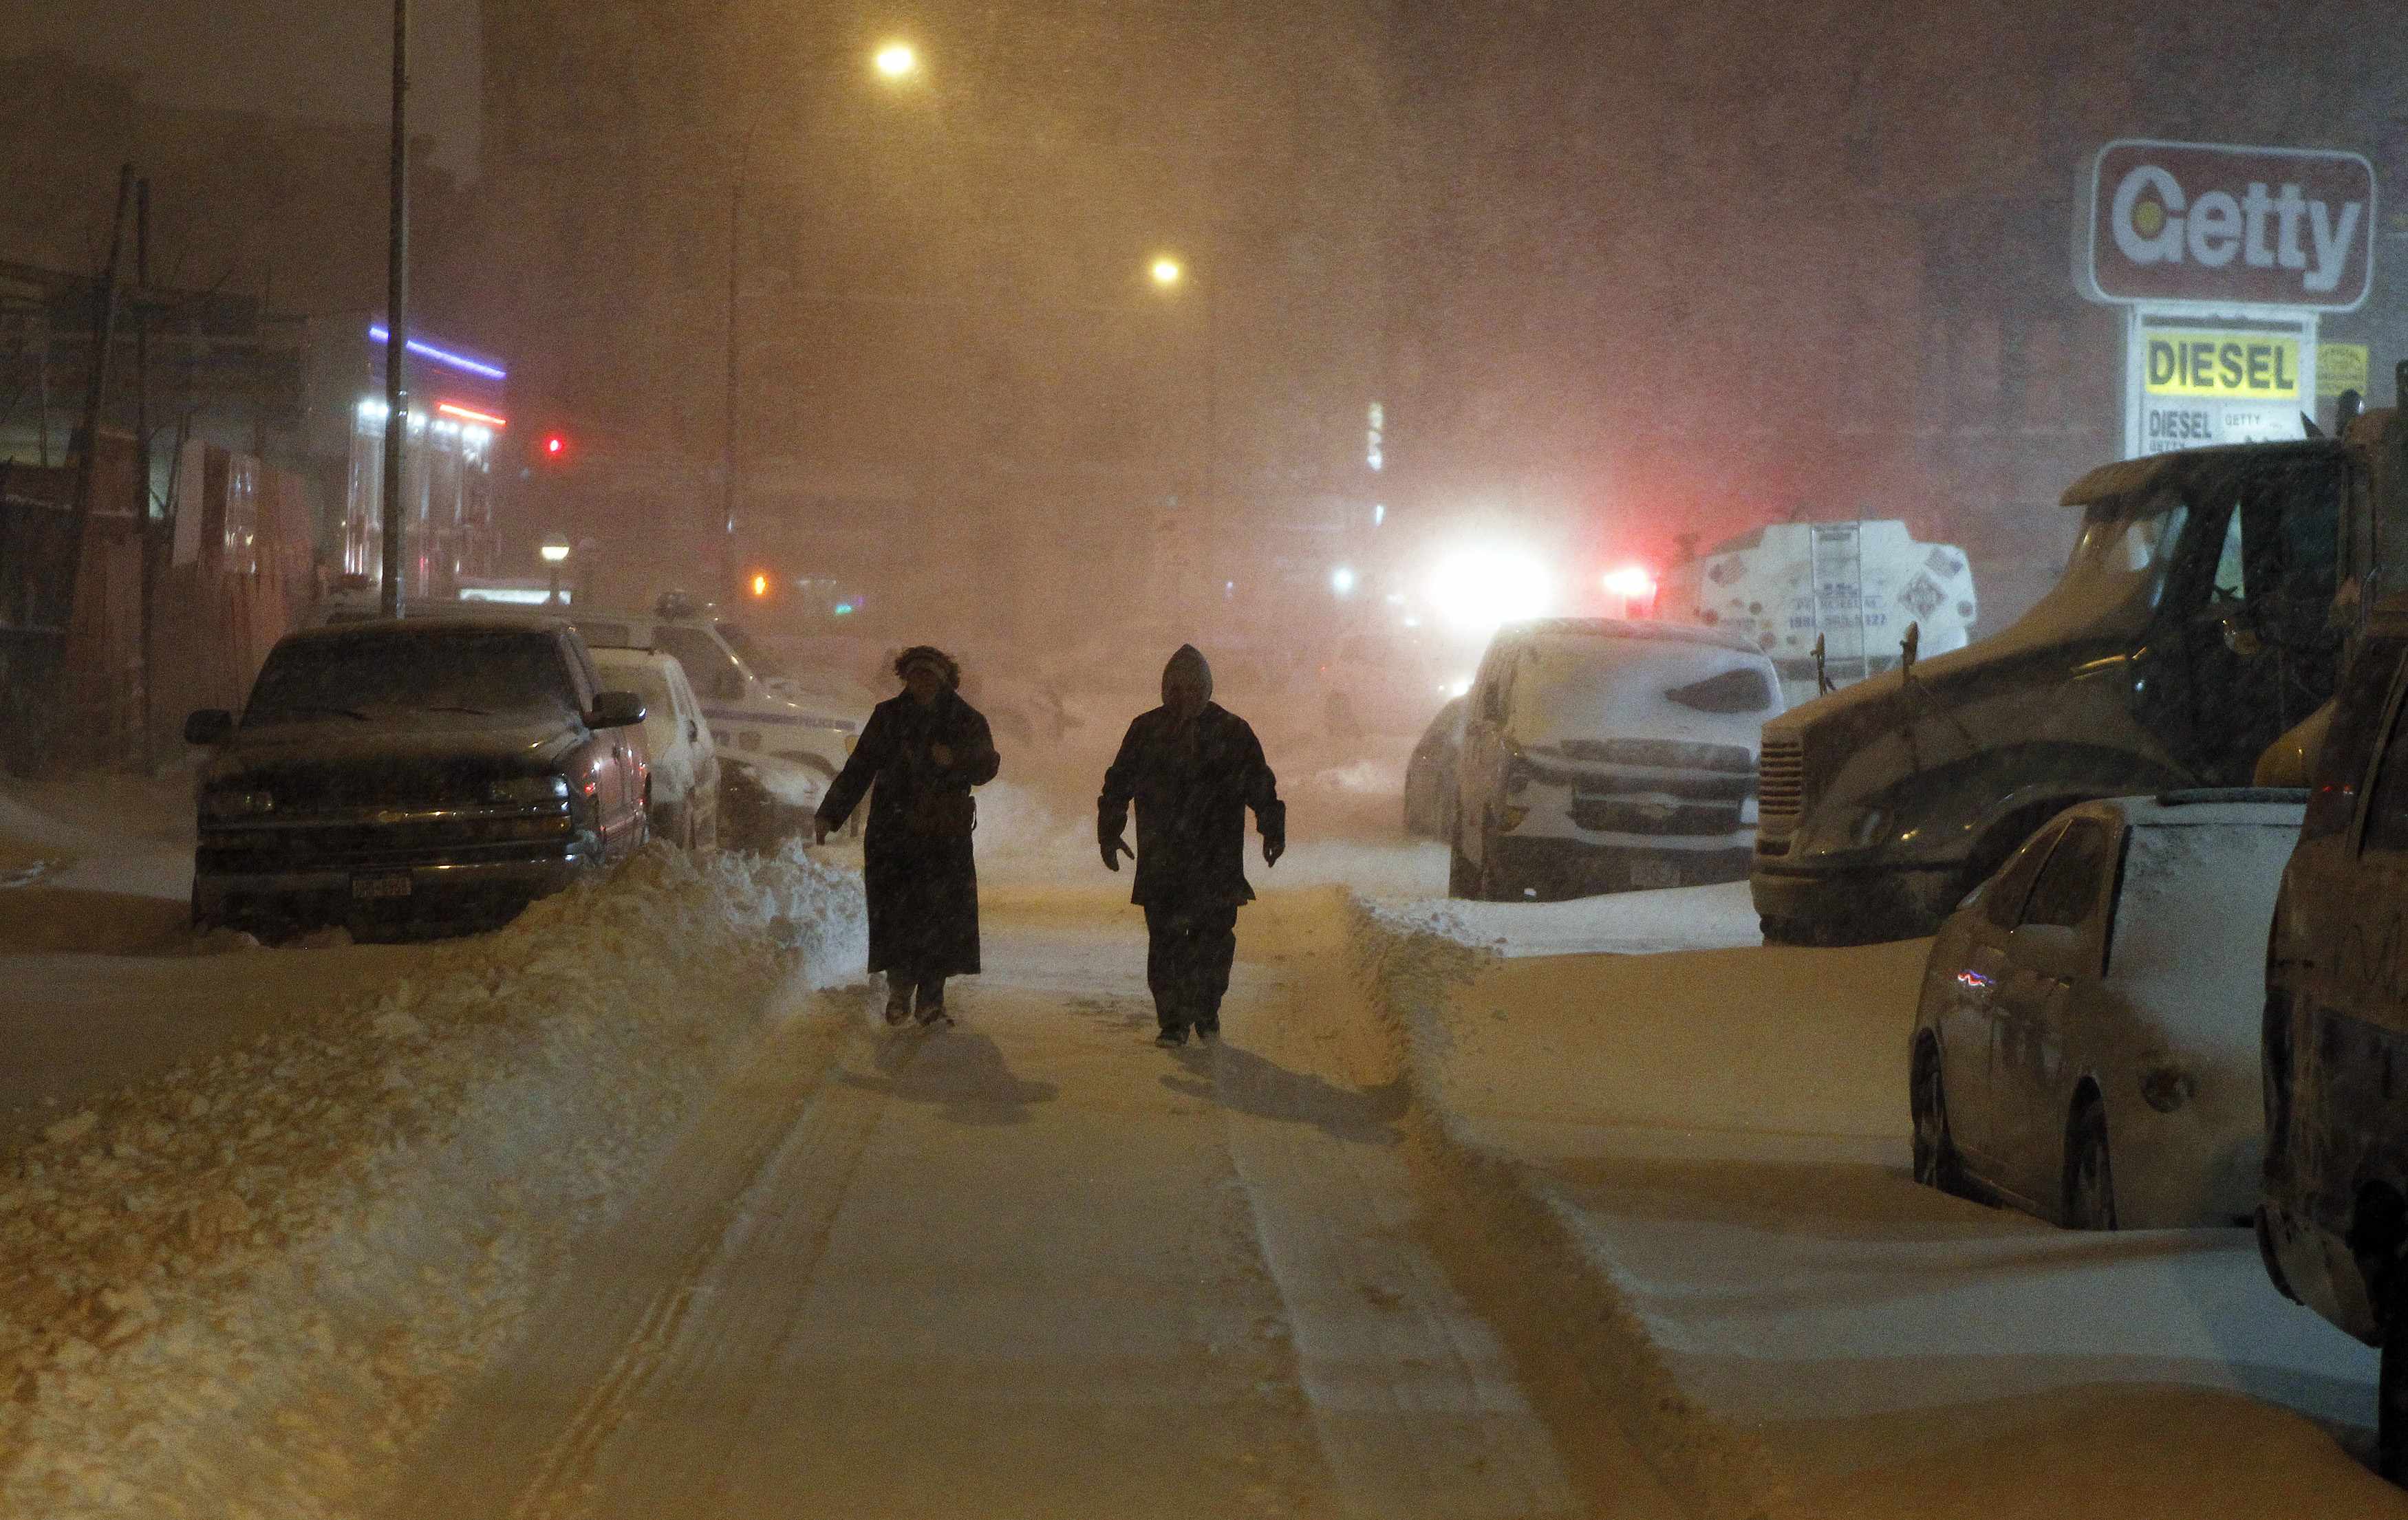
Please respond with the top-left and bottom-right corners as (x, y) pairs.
(0, 843), (865, 1518)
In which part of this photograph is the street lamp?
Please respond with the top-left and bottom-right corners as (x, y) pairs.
(722, 40), (925, 604)
(541, 538), (571, 605)
(1148, 251), (1217, 505)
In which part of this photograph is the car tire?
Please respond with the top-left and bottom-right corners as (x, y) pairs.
(2383, 1268), (2408, 1485)
(1911, 1040), (1968, 1197)
(2065, 1100), (2117, 1230)
(1476, 826), (1521, 902)
(1448, 822), (1478, 899)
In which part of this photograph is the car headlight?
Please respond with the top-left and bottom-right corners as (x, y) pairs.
(490, 774), (571, 807)
(202, 787), (275, 820)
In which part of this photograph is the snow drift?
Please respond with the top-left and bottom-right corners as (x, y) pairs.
(0, 843), (866, 1518)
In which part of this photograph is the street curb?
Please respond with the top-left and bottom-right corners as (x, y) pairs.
(1344, 893), (1788, 1520)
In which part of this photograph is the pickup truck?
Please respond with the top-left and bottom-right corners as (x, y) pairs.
(185, 616), (650, 938)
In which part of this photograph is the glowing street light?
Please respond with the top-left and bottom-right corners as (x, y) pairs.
(1331, 565), (1357, 597)
(1150, 256), (1184, 288)
(874, 41), (920, 80)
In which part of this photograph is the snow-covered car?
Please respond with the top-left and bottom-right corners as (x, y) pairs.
(1448, 619), (1783, 900)
(1403, 697), (1468, 838)
(718, 752), (826, 854)
(184, 618), (651, 937)
(592, 647), (719, 850)
(1911, 789), (2304, 1229)
(573, 607), (866, 785)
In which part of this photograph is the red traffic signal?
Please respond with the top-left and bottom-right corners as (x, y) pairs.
(540, 432), (568, 462)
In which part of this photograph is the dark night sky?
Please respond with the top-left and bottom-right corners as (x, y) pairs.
(5, 0), (483, 178)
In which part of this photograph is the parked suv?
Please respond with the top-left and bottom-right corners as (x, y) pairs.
(1448, 618), (1781, 900)
(2259, 602), (2408, 1476)
(184, 618), (649, 937)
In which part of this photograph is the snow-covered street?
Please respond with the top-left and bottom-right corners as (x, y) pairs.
(2, 768), (2401, 1517)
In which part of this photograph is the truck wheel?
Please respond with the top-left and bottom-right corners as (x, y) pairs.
(2065, 1100), (2117, 1230)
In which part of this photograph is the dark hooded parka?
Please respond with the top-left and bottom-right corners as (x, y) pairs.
(1097, 645), (1284, 909)
(817, 664), (1000, 977)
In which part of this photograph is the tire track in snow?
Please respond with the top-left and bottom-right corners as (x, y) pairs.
(380, 992), (899, 1520)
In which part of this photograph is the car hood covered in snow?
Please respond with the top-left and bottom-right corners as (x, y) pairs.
(204, 713), (588, 803)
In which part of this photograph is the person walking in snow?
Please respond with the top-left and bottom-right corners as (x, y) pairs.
(815, 646), (1000, 1027)
(1097, 644), (1285, 1047)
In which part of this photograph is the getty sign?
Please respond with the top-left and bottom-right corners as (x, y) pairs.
(2081, 140), (2375, 311)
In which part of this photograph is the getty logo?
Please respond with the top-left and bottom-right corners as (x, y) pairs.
(2111, 163), (2363, 294)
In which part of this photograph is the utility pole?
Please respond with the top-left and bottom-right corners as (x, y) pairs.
(720, 177), (743, 608)
(136, 177), (155, 769)
(58, 167), (134, 643)
(380, 0), (411, 618)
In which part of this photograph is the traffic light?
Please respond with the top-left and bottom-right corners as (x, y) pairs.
(539, 432), (568, 463)
(749, 572), (771, 599)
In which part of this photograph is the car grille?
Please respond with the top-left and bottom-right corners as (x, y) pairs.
(201, 811), (572, 867)
(1756, 735), (1805, 840)
(1570, 797), (1744, 836)
(1553, 737), (1754, 774)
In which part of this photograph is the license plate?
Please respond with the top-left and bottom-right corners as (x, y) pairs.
(1629, 858), (1682, 890)
(352, 871), (413, 900)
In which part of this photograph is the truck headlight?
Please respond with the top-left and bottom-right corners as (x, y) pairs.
(202, 787), (275, 820)
(490, 775), (571, 807)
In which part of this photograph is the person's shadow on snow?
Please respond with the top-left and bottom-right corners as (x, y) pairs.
(847, 1027), (1058, 1127)
(1161, 1043), (1404, 1146)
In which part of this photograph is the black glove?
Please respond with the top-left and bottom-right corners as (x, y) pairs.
(1101, 832), (1134, 872)
(1262, 832), (1286, 867)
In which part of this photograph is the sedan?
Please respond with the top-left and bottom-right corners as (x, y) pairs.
(1909, 789), (2304, 1228)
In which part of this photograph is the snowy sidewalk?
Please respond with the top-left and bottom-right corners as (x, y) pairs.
(1355, 887), (2408, 1519)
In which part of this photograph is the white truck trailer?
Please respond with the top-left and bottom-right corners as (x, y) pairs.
(1657, 519), (1979, 709)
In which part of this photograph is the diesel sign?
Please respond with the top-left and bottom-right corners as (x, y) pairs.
(2081, 140), (2375, 311)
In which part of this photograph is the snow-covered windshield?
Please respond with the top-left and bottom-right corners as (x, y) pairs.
(1506, 636), (1775, 743)
(2036, 492), (2190, 620)
(244, 629), (576, 724)
(596, 658), (680, 755)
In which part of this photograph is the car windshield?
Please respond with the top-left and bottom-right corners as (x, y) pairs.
(244, 628), (574, 724)
(714, 620), (788, 680)
(599, 660), (680, 749)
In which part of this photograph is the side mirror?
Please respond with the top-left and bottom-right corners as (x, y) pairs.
(184, 708), (235, 746)
(2220, 616), (2265, 658)
(588, 691), (647, 730)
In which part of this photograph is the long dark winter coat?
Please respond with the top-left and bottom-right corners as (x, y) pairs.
(1099, 699), (1284, 909)
(817, 688), (1000, 976)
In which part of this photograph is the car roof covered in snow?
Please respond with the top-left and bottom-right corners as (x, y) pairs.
(2059, 439), (2347, 508)
(2068, 788), (2307, 832)
(1496, 616), (1766, 658)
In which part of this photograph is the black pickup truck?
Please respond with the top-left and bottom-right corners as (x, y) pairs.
(185, 616), (650, 938)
